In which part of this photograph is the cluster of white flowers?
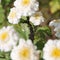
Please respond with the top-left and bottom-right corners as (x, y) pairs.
(8, 0), (39, 24)
(7, 0), (44, 25)
(49, 19), (60, 38)
(0, 26), (40, 60)
(0, 26), (40, 59)
(1, 0), (60, 60)
(43, 19), (60, 60)
(2, 0), (41, 60)
(43, 39), (60, 60)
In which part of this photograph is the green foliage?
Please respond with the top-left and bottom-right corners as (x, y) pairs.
(34, 26), (51, 44)
(21, 16), (27, 21)
(1, 0), (11, 6)
(5, 0), (11, 5)
(0, 51), (11, 60)
(14, 23), (30, 40)
(49, 0), (60, 13)
(36, 26), (52, 36)
(34, 26), (52, 60)
(0, 4), (5, 23)
(34, 26), (51, 51)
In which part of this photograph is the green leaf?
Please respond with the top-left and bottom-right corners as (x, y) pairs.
(36, 26), (52, 36)
(5, 0), (11, 5)
(21, 16), (27, 21)
(1, 0), (10, 6)
(5, 52), (11, 60)
(0, 51), (4, 58)
(0, 51), (11, 60)
(34, 26), (51, 46)
(14, 24), (30, 40)
(0, 4), (5, 23)
(35, 40), (45, 50)
(20, 24), (30, 40)
(49, 0), (60, 13)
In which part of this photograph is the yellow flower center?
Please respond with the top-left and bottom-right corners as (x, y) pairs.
(0, 32), (8, 41)
(19, 47), (30, 59)
(22, 0), (30, 6)
(34, 14), (40, 19)
(9, 11), (16, 19)
(51, 48), (60, 58)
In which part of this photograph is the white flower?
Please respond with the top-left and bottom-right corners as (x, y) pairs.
(11, 39), (40, 60)
(54, 27), (60, 38)
(0, 26), (19, 52)
(29, 12), (44, 26)
(49, 19), (60, 27)
(14, 0), (39, 16)
(43, 39), (60, 60)
(7, 7), (21, 24)
(49, 19), (60, 38)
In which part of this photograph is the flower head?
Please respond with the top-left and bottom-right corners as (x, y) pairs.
(14, 0), (39, 16)
(43, 39), (60, 60)
(29, 12), (44, 26)
(49, 19), (60, 27)
(0, 26), (19, 52)
(54, 26), (60, 38)
(8, 7), (21, 24)
(11, 39), (40, 60)
(49, 19), (60, 38)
